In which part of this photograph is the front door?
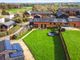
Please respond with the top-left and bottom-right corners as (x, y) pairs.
(41, 24), (43, 28)
(41, 24), (46, 28)
(44, 24), (46, 28)
(74, 24), (76, 27)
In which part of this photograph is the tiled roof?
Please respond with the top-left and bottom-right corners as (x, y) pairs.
(57, 10), (63, 16)
(3, 21), (16, 27)
(30, 11), (53, 14)
(60, 8), (80, 11)
(31, 17), (80, 23)
(68, 17), (80, 22)
(31, 18), (68, 23)
(54, 18), (67, 23)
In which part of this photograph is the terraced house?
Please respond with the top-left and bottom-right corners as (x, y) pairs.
(24, 11), (54, 18)
(30, 17), (80, 28)
(30, 18), (68, 28)
(59, 8), (80, 16)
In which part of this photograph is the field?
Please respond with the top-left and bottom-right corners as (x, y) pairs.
(6, 7), (32, 13)
(23, 29), (66, 60)
(62, 30), (80, 60)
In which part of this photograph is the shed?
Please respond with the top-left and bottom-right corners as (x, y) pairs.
(3, 21), (16, 28)
(0, 21), (16, 31)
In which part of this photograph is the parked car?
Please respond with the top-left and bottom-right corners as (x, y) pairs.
(48, 32), (56, 36)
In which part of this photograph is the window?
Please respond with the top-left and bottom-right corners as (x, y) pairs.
(65, 23), (68, 25)
(41, 24), (43, 28)
(60, 23), (62, 25)
(34, 24), (38, 28)
(44, 24), (46, 28)
(74, 24), (76, 27)
(54, 23), (56, 25)
(50, 23), (52, 25)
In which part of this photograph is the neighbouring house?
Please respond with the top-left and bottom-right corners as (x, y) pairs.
(0, 21), (16, 31)
(30, 18), (68, 28)
(0, 18), (5, 23)
(23, 11), (30, 17)
(0, 40), (24, 60)
(6, 14), (15, 19)
(58, 8), (80, 16)
(25, 11), (54, 19)
(0, 14), (15, 23)
(56, 9), (69, 18)
(68, 17), (80, 27)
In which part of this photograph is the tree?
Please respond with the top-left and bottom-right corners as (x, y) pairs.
(1, 9), (9, 15)
(13, 16), (22, 23)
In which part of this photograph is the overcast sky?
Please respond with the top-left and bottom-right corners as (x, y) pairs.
(0, 0), (80, 3)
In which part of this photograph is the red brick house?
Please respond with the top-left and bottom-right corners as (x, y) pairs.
(30, 17), (80, 28)
(26, 11), (53, 18)
(59, 8), (80, 16)
(30, 18), (68, 28)
(68, 17), (80, 27)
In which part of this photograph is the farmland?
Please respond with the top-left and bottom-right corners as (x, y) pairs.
(6, 7), (32, 13)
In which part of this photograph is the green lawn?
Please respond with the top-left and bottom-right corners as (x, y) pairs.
(62, 30), (80, 60)
(6, 7), (32, 13)
(23, 29), (66, 60)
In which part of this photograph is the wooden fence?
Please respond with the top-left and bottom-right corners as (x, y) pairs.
(59, 32), (70, 60)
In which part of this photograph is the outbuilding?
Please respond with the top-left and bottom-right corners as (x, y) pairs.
(0, 21), (16, 31)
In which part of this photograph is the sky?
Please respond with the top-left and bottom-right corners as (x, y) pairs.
(0, 0), (80, 3)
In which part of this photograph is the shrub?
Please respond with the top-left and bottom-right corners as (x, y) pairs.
(1, 10), (9, 15)
(61, 28), (66, 32)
